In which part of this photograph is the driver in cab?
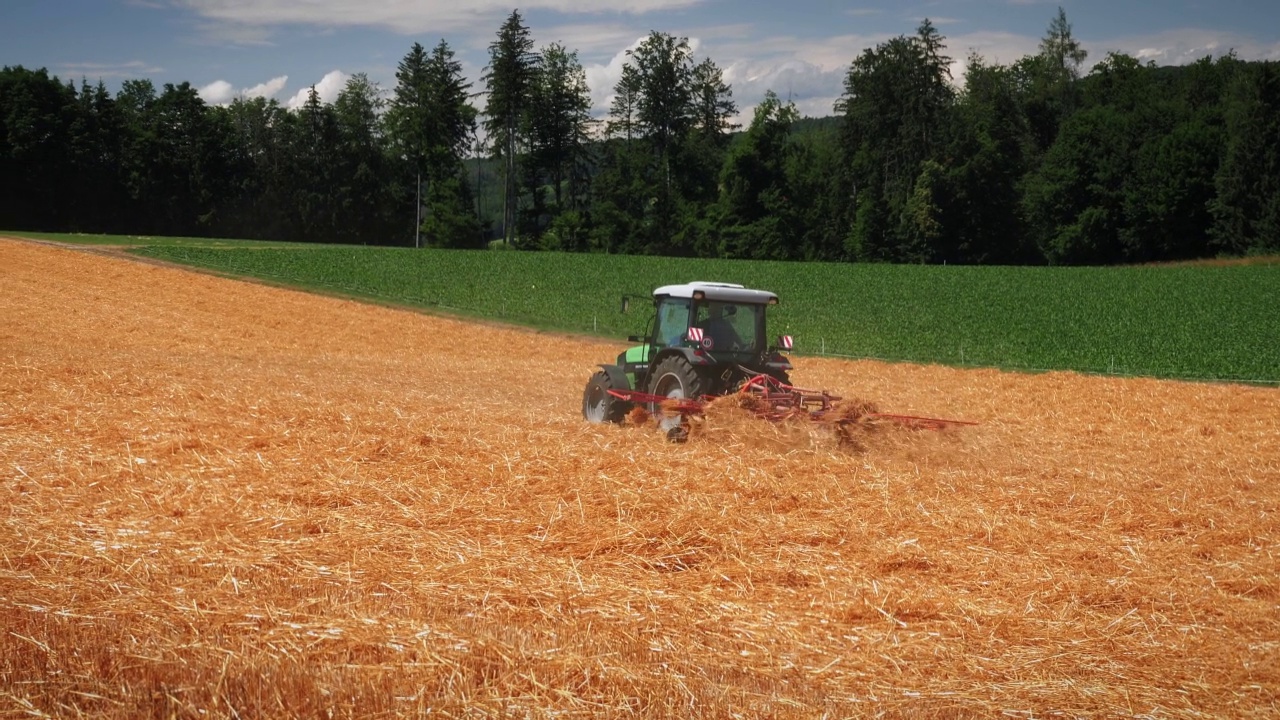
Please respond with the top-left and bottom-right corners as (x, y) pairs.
(697, 304), (742, 350)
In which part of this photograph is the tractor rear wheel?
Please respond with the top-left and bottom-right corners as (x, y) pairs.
(582, 370), (629, 423)
(647, 356), (707, 438)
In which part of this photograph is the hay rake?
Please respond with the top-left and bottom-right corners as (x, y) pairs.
(610, 372), (977, 438)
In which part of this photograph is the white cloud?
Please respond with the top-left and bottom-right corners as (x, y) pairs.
(948, 30), (1041, 65)
(576, 28), (906, 123)
(680, 23), (1280, 123)
(198, 75), (289, 104)
(191, 20), (274, 46)
(583, 36), (649, 113)
(947, 27), (1280, 77)
(708, 28), (1041, 115)
(537, 21), (1280, 127)
(539, 22), (687, 58)
(944, 30), (1042, 86)
(57, 60), (165, 80)
(244, 75), (289, 99)
(946, 27), (1280, 84)
(198, 79), (236, 104)
(680, 31), (891, 119)
(723, 58), (845, 119)
(285, 70), (349, 109)
(746, 32), (895, 73)
(176, 0), (704, 35)
(1084, 28), (1280, 66)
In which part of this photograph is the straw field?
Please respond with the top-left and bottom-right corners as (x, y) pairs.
(1, 237), (1277, 718)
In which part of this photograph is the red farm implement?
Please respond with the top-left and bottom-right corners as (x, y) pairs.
(608, 372), (977, 441)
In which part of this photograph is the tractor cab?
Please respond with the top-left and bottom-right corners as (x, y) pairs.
(584, 282), (794, 427)
(647, 280), (777, 353)
(654, 291), (764, 354)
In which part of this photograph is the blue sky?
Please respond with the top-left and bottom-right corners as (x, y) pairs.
(3, 1), (1279, 120)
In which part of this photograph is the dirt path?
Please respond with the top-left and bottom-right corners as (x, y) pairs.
(2, 236), (1277, 718)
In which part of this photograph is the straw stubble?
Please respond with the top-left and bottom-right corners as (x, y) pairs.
(1, 238), (1277, 718)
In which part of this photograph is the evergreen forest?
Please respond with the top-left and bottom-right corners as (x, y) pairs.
(2, 8), (1278, 264)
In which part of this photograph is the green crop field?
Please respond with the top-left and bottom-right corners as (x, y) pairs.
(121, 244), (1280, 384)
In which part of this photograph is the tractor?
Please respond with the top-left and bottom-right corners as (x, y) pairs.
(582, 281), (977, 442)
(581, 281), (797, 436)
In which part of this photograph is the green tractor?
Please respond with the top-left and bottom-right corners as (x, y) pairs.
(582, 281), (795, 434)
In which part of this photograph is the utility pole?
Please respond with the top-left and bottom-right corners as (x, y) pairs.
(414, 170), (421, 249)
(476, 137), (484, 231)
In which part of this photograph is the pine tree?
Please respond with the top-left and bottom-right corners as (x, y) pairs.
(222, 95), (291, 240)
(690, 58), (738, 144)
(482, 11), (539, 246)
(1020, 6), (1089, 155)
(387, 40), (480, 247)
(607, 64), (642, 142)
(684, 57), (739, 208)
(333, 73), (391, 244)
(1039, 7), (1088, 82)
(290, 85), (342, 242)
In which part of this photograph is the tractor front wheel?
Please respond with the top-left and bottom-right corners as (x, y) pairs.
(647, 356), (707, 439)
(582, 371), (630, 424)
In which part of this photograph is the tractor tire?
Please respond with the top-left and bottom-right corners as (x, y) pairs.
(582, 370), (630, 424)
(647, 355), (707, 436)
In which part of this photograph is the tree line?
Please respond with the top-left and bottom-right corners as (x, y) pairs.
(1, 8), (1277, 263)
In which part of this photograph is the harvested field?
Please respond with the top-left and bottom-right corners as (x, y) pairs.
(1, 236), (1278, 718)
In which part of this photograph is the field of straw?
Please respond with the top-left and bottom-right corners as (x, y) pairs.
(2, 237), (1278, 718)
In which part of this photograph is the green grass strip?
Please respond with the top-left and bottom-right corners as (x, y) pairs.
(126, 245), (1280, 384)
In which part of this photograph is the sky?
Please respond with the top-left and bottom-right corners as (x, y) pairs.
(3, 0), (1280, 122)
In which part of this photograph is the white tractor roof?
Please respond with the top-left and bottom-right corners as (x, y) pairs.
(652, 281), (779, 305)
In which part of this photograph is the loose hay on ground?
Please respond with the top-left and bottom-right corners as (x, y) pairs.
(1, 237), (1279, 718)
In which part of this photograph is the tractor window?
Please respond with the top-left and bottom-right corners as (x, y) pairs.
(694, 301), (761, 352)
(656, 298), (691, 347)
